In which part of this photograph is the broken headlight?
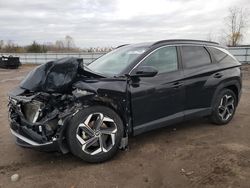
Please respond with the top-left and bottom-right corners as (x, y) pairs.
(73, 88), (95, 97)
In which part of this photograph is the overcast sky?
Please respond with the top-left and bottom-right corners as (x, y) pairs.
(0, 0), (250, 47)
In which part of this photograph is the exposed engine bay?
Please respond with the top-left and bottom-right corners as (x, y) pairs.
(8, 57), (130, 153)
(9, 91), (77, 150)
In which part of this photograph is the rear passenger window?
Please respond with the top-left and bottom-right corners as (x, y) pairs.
(209, 47), (237, 63)
(182, 46), (211, 68)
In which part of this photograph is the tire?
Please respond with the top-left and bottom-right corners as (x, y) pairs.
(67, 105), (124, 163)
(210, 89), (237, 125)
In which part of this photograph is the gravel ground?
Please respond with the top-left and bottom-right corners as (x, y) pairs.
(0, 65), (250, 188)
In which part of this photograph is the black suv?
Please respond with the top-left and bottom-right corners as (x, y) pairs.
(8, 40), (242, 163)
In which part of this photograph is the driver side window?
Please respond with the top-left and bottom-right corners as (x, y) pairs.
(140, 46), (178, 74)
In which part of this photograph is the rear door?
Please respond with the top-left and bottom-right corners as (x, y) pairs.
(180, 45), (219, 116)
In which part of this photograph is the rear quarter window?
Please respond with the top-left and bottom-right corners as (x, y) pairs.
(181, 46), (212, 68)
(209, 47), (237, 64)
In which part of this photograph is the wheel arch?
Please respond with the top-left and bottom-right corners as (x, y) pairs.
(225, 85), (239, 104)
(211, 79), (241, 108)
(57, 99), (129, 153)
(88, 100), (128, 134)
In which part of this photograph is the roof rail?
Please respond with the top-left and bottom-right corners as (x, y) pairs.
(152, 39), (219, 46)
(116, 44), (129, 49)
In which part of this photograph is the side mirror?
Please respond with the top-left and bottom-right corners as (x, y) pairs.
(130, 66), (158, 77)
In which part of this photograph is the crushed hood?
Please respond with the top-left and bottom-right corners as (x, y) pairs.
(20, 57), (104, 93)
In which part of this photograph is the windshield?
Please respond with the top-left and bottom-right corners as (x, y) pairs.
(87, 45), (148, 76)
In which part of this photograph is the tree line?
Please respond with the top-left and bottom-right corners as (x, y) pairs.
(0, 35), (113, 53)
(0, 35), (80, 53)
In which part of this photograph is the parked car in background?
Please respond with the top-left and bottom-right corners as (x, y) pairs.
(0, 55), (21, 69)
(8, 40), (242, 163)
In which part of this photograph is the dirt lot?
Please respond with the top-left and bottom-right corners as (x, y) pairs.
(0, 65), (250, 188)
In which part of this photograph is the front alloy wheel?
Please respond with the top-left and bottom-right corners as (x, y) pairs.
(76, 113), (117, 155)
(67, 106), (123, 163)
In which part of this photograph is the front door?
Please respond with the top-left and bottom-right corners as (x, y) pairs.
(129, 46), (185, 135)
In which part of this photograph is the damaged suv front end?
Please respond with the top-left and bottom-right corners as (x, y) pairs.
(8, 58), (84, 153)
(8, 57), (131, 154)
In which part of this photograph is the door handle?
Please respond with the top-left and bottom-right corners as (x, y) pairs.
(171, 82), (183, 89)
(214, 73), (223, 78)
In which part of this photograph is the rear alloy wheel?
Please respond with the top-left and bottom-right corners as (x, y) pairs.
(217, 94), (235, 121)
(210, 89), (237, 125)
(67, 106), (123, 163)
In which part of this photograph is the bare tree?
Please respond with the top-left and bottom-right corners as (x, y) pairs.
(224, 7), (248, 46)
(64, 35), (75, 50)
(55, 40), (64, 49)
(6, 40), (14, 47)
(0, 40), (4, 50)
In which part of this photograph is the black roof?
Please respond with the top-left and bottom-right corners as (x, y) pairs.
(116, 40), (220, 49)
(152, 39), (219, 46)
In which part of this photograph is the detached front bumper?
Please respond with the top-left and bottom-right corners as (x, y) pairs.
(10, 128), (59, 152)
(9, 111), (67, 153)
(10, 119), (60, 152)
